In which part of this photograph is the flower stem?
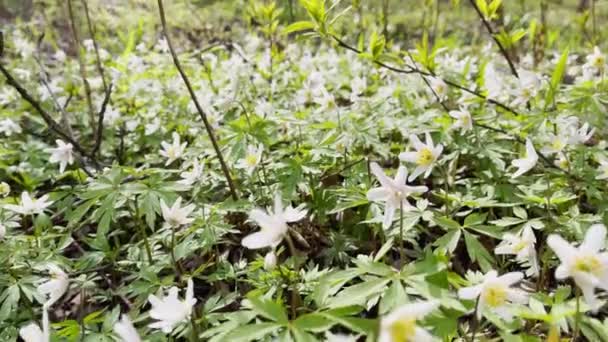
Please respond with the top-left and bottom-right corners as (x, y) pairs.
(134, 199), (153, 264)
(284, 234), (301, 319)
(574, 286), (581, 340)
(171, 225), (183, 276)
(398, 200), (405, 268)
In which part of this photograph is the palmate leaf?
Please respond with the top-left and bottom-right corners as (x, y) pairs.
(463, 231), (494, 272)
(328, 277), (390, 308)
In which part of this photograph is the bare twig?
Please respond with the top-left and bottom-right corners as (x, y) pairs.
(67, 0), (97, 132)
(92, 83), (113, 156)
(80, 0), (108, 94)
(157, 0), (239, 200)
(34, 33), (77, 141)
(330, 35), (521, 116)
(468, 0), (519, 78)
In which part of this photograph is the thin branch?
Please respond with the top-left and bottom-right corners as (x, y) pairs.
(34, 33), (76, 140)
(67, 0), (97, 132)
(92, 83), (113, 156)
(468, 0), (519, 78)
(330, 35), (521, 116)
(157, 0), (239, 201)
(80, 0), (108, 94)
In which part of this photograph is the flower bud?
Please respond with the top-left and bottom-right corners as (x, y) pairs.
(264, 251), (277, 271)
(0, 182), (9, 197)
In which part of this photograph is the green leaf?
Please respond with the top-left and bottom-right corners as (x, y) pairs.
(463, 231), (494, 271)
(294, 313), (335, 332)
(247, 294), (289, 324)
(223, 322), (283, 342)
(545, 48), (569, 109)
(463, 212), (487, 227)
(285, 21), (316, 34)
(328, 278), (390, 308)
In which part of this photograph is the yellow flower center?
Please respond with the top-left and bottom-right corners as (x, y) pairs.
(245, 154), (258, 167)
(593, 56), (605, 69)
(461, 115), (470, 126)
(416, 148), (435, 166)
(167, 146), (178, 160)
(574, 255), (602, 275)
(389, 317), (417, 341)
(513, 240), (527, 252)
(551, 139), (564, 151)
(483, 285), (507, 308)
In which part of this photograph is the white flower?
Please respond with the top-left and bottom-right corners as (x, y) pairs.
(540, 133), (568, 155)
(554, 152), (570, 170)
(511, 139), (538, 178)
(178, 159), (205, 186)
(5, 192), (53, 216)
(19, 308), (49, 342)
(585, 46), (605, 72)
(378, 300), (439, 342)
(449, 108), (473, 132)
(104, 105), (121, 126)
(37, 263), (69, 308)
(566, 122), (594, 145)
(263, 250), (277, 270)
(236, 144), (263, 176)
(47, 140), (74, 173)
(160, 197), (195, 227)
(160, 132), (187, 166)
(484, 63), (503, 100)
(113, 315), (141, 342)
(0, 223), (5, 239)
(148, 278), (197, 333)
(0, 181), (10, 197)
(242, 193), (307, 249)
(511, 70), (540, 108)
(597, 157), (608, 180)
(495, 226), (539, 277)
(145, 118), (161, 135)
(547, 224), (608, 310)
(429, 77), (448, 101)
(399, 133), (444, 181)
(0, 118), (22, 136)
(350, 76), (366, 102)
(458, 270), (528, 321)
(367, 163), (428, 229)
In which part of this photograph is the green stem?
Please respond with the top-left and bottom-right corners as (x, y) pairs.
(574, 286), (581, 340)
(398, 200), (405, 268)
(170, 225), (183, 276)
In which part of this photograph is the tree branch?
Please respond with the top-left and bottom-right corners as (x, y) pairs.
(92, 83), (113, 156)
(80, 0), (109, 94)
(468, 0), (519, 78)
(157, 0), (239, 201)
(330, 34), (521, 116)
(67, 0), (97, 132)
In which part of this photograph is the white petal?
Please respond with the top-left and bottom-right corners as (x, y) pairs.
(394, 166), (408, 185)
(399, 152), (418, 163)
(547, 234), (577, 263)
(242, 231), (281, 249)
(370, 162), (394, 188)
(498, 272), (524, 286)
(458, 284), (482, 300)
(581, 224), (606, 253)
(382, 200), (396, 229)
(283, 205), (307, 222)
(367, 188), (392, 201)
